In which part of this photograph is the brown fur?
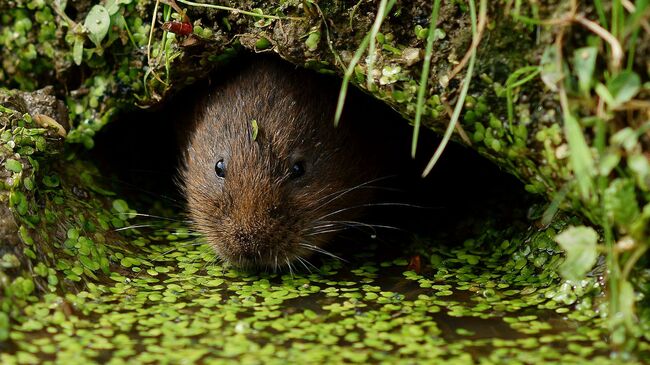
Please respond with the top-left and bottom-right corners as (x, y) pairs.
(180, 58), (392, 269)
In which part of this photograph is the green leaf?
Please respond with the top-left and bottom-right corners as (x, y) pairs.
(5, 158), (22, 173)
(79, 255), (100, 271)
(540, 46), (562, 91)
(594, 83), (615, 106)
(603, 178), (639, 230)
(598, 152), (620, 176)
(620, 280), (636, 327)
(564, 113), (595, 199)
(53, 0), (67, 11)
(628, 154), (650, 190)
(112, 199), (130, 213)
(305, 32), (320, 51)
(555, 226), (599, 281)
(73, 36), (84, 65)
(414, 25), (427, 40)
(572, 47), (597, 94)
(250, 119), (259, 141)
(598, 71), (641, 108)
(610, 127), (637, 152)
(42, 175), (60, 188)
(608, 71), (641, 106)
(105, 0), (120, 15)
(0, 312), (8, 341)
(84, 5), (110, 47)
(255, 37), (271, 50)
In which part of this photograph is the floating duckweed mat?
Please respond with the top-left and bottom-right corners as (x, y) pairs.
(3, 193), (648, 364)
(0, 104), (646, 362)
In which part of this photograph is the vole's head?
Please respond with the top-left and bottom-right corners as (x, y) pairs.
(180, 60), (378, 269)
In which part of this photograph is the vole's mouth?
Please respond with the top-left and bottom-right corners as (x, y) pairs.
(218, 249), (303, 272)
(213, 239), (327, 272)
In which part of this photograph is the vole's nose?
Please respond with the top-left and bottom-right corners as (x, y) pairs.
(233, 227), (269, 260)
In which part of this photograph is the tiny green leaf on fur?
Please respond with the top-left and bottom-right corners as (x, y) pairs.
(555, 226), (599, 281)
(251, 119), (259, 141)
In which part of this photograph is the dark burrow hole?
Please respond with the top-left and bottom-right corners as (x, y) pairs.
(90, 63), (536, 260)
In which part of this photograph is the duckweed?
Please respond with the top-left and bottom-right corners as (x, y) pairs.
(0, 148), (641, 363)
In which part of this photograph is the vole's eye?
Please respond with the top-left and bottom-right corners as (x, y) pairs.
(290, 161), (305, 179)
(215, 159), (226, 178)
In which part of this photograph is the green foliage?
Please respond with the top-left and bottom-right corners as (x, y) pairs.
(595, 71), (641, 108)
(603, 178), (639, 231)
(304, 31), (320, 51)
(4, 158), (22, 173)
(564, 113), (595, 200)
(555, 226), (599, 281)
(84, 5), (110, 47)
(572, 47), (598, 96)
(0, 312), (9, 341)
(505, 66), (540, 129)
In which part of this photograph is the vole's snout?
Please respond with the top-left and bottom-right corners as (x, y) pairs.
(219, 210), (289, 266)
(232, 226), (269, 258)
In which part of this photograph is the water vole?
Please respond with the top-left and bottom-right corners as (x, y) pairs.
(180, 57), (402, 270)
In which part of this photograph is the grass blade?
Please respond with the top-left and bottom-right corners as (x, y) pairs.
(411, 0), (442, 158)
(422, 0), (484, 176)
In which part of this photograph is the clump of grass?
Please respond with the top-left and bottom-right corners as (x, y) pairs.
(334, 0), (477, 169)
(514, 0), (649, 352)
(422, 0), (486, 176)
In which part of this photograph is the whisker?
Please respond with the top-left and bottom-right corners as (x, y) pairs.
(298, 255), (319, 272)
(114, 224), (156, 232)
(304, 228), (348, 237)
(310, 175), (397, 211)
(113, 212), (190, 223)
(285, 256), (294, 277)
(294, 256), (312, 273)
(306, 220), (404, 233)
(299, 243), (348, 263)
(314, 202), (427, 222)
